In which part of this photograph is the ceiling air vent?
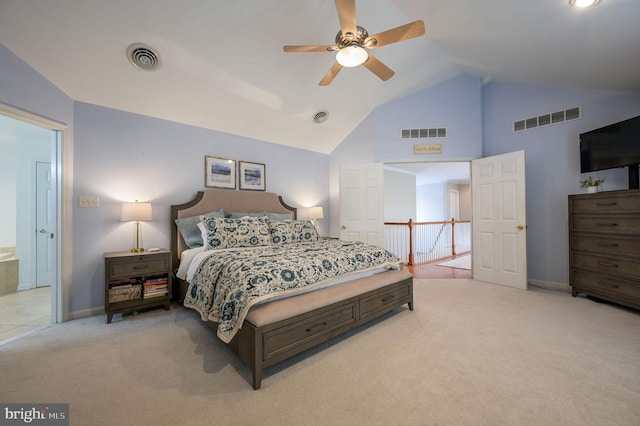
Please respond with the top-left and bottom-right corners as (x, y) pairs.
(313, 110), (329, 124)
(127, 43), (160, 71)
(513, 106), (581, 132)
(401, 127), (447, 139)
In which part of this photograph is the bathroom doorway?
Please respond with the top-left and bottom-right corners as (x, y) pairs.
(0, 114), (55, 341)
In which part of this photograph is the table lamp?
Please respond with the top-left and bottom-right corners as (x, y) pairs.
(121, 201), (152, 252)
(307, 206), (324, 228)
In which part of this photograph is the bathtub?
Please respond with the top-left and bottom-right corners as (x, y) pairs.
(0, 248), (19, 295)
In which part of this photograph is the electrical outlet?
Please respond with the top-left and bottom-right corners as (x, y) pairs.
(79, 196), (99, 208)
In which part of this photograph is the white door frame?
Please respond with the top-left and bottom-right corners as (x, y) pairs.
(36, 161), (55, 288)
(0, 103), (72, 323)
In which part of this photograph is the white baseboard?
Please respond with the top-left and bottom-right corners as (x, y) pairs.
(16, 283), (33, 292)
(529, 279), (570, 293)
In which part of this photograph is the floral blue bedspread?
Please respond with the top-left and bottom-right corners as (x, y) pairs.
(183, 239), (400, 343)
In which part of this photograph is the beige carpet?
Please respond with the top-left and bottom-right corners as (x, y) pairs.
(1, 279), (639, 426)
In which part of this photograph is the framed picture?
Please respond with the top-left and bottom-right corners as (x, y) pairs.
(239, 161), (266, 191)
(205, 156), (236, 189)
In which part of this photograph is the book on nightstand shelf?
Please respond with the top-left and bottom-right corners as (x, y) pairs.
(143, 276), (168, 298)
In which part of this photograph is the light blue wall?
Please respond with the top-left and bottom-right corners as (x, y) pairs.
(1, 44), (329, 315)
(482, 82), (640, 285)
(329, 74), (483, 236)
(0, 44), (74, 124)
(4, 38), (640, 313)
(330, 73), (640, 287)
(373, 74), (483, 161)
(71, 103), (330, 312)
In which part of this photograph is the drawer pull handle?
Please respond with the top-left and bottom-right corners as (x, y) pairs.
(598, 281), (619, 289)
(132, 265), (149, 270)
(597, 261), (618, 268)
(306, 322), (328, 333)
(597, 242), (619, 247)
(595, 202), (618, 206)
(596, 223), (618, 227)
(381, 295), (395, 303)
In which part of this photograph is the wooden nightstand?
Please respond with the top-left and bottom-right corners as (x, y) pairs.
(104, 249), (172, 323)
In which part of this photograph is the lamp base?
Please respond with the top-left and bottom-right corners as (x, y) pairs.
(131, 248), (144, 253)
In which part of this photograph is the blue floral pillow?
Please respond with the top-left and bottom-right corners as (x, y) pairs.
(201, 216), (272, 249)
(270, 220), (319, 245)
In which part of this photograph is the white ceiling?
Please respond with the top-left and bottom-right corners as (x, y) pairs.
(387, 162), (470, 185)
(1, 0), (639, 155)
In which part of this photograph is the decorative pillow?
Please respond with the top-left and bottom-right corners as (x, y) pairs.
(201, 216), (272, 249)
(226, 211), (268, 219)
(270, 220), (319, 245)
(175, 208), (225, 248)
(264, 211), (294, 220)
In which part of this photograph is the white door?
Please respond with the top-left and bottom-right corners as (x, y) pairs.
(472, 150), (527, 290)
(339, 163), (384, 246)
(449, 189), (460, 220)
(36, 161), (54, 287)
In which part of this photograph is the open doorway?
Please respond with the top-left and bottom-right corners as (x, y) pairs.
(0, 114), (55, 342)
(383, 161), (471, 278)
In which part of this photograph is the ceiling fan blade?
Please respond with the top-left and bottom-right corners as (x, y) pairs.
(335, 0), (357, 38)
(319, 62), (343, 86)
(364, 20), (425, 49)
(283, 45), (337, 53)
(362, 54), (395, 81)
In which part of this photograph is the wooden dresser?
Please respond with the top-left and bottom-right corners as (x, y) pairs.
(568, 189), (640, 310)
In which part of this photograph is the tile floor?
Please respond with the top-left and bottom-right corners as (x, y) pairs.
(0, 286), (51, 342)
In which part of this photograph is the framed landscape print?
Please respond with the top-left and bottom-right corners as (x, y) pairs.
(205, 156), (236, 189)
(239, 161), (266, 191)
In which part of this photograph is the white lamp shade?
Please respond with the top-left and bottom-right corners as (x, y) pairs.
(121, 202), (152, 222)
(336, 46), (368, 67)
(307, 206), (324, 220)
(569, 0), (600, 7)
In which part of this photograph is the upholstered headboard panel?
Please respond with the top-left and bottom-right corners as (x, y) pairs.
(170, 189), (297, 269)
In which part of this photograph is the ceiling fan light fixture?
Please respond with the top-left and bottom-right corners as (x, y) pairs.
(336, 45), (368, 67)
(569, 0), (601, 7)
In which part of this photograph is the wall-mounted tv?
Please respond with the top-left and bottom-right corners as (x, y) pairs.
(580, 115), (640, 189)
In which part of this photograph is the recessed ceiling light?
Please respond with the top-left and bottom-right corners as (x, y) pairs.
(569, 0), (601, 8)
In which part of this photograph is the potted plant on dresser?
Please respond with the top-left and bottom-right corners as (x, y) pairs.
(580, 176), (606, 193)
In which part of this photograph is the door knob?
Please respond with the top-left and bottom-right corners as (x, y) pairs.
(517, 225), (524, 230)
(341, 225), (346, 230)
(38, 229), (54, 239)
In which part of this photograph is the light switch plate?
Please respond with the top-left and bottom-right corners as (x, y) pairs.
(79, 196), (99, 208)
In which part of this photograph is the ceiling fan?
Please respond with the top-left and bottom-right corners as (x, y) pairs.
(283, 0), (425, 86)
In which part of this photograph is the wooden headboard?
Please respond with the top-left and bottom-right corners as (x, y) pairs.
(170, 189), (297, 269)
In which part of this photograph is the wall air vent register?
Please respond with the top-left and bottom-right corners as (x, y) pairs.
(514, 106), (581, 132)
(401, 128), (447, 139)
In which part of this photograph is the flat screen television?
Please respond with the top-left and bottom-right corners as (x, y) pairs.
(580, 115), (640, 189)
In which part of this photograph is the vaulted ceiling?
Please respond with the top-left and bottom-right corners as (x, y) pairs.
(1, 0), (638, 154)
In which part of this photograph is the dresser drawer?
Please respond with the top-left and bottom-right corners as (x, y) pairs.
(572, 269), (640, 301)
(572, 252), (640, 277)
(571, 215), (640, 236)
(570, 193), (640, 214)
(107, 255), (170, 279)
(570, 234), (640, 258)
(360, 282), (412, 321)
(263, 303), (356, 360)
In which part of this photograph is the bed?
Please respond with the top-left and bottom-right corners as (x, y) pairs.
(171, 189), (413, 389)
